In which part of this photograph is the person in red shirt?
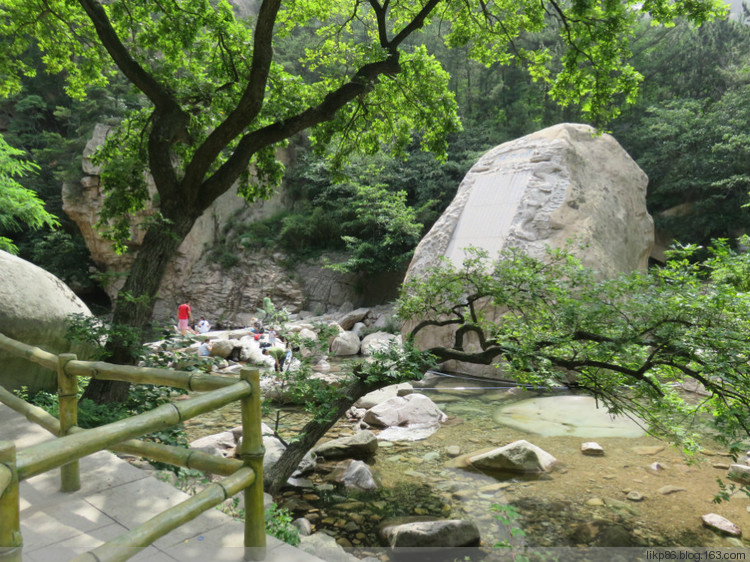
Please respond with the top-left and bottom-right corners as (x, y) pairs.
(177, 302), (195, 335)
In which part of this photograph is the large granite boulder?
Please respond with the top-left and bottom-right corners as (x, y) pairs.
(0, 251), (94, 392)
(404, 123), (653, 375)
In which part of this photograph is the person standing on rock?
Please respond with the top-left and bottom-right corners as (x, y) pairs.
(262, 293), (275, 320)
(177, 302), (195, 335)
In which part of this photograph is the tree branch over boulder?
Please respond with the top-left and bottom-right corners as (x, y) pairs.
(398, 244), (750, 449)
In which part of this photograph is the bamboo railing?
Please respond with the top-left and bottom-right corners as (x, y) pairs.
(0, 332), (266, 562)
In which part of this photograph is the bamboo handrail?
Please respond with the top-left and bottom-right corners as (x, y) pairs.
(0, 331), (266, 560)
(0, 332), (236, 392)
(0, 333), (57, 371)
(65, 360), (237, 391)
(0, 385), (244, 476)
(16, 381), (251, 481)
(70, 466), (256, 562)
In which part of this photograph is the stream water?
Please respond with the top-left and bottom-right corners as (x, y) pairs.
(182, 373), (750, 556)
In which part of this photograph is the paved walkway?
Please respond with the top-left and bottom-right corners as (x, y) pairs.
(0, 404), (324, 562)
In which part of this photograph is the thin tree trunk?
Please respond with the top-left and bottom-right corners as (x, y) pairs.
(264, 377), (376, 495)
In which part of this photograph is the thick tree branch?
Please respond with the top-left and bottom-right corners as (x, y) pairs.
(197, 55), (401, 208)
(77, 0), (187, 196)
(182, 0), (282, 194)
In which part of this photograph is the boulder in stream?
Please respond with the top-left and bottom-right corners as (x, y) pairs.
(469, 439), (557, 473)
(329, 459), (378, 491)
(378, 518), (480, 548)
(314, 430), (378, 459)
(362, 394), (447, 428)
(701, 513), (742, 537)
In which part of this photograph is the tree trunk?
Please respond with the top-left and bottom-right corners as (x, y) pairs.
(81, 209), (200, 404)
(264, 377), (376, 496)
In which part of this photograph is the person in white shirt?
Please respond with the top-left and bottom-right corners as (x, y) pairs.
(196, 317), (211, 333)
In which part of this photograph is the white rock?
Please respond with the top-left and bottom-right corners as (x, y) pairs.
(581, 442), (605, 455)
(360, 331), (401, 356)
(727, 463), (750, 485)
(379, 519), (480, 548)
(355, 383), (414, 409)
(329, 330), (361, 356)
(701, 513), (742, 536)
(362, 394), (447, 428)
(331, 459), (377, 491)
(469, 439), (557, 473)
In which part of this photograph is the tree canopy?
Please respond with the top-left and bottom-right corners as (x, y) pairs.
(0, 0), (729, 401)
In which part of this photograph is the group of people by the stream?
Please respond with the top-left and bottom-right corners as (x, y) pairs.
(177, 297), (291, 372)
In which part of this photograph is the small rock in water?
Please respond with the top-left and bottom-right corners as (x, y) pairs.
(626, 491), (645, 502)
(581, 442), (604, 455)
(658, 485), (687, 495)
(713, 463), (731, 470)
(632, 445), (664, 455)
(586, 498), (605, 506)
(445, 445), (461, 457)
(701, 513), (742, 536)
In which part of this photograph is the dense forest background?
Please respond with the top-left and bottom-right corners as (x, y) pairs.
(2, 10), (750, 309)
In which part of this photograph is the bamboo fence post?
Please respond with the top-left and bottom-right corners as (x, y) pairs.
(57, 353), (80, 492)
(239, 367), (265, 561)
(0, 441), (22, 562)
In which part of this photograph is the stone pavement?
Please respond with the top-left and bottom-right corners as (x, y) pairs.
(0, 404), (324, 562)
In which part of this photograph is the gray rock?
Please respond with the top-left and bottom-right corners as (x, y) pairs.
(329, 330), (361, 356)
(188, 431), (237, 458)
(355, 383), (414, 409)
(702, 513), (742, 536)
(581, 442), (605, 455)
(445, 445), (461, 458)
(657, 485), (686, 495)
(469, 440), (557, 473)
(362, 394), (447, 428)
(210, 339), (238, 359)
(330, 459), (377, 491)
(0, 251), (94, 392)
(292, 517), (313, 536)
(337, 307), (370, 330)
(379, 519), (480, 548)
(727, 463), (750, 485)
(314, 430), (378, 459)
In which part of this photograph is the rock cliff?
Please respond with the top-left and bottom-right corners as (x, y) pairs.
(62, 125), (394, 326)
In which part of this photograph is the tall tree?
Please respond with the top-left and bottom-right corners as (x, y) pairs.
(0, 0), (727, 402)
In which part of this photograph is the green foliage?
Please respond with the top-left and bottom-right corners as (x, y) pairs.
(65, 313), (142, 362)
(398, 242), (750, 453)
(264, 504), (300, 546)
(612, 18), (750, 247)
(327, 182), (422, 274)
(0, 133), (58, 254)
(492, 503), (526, 550)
